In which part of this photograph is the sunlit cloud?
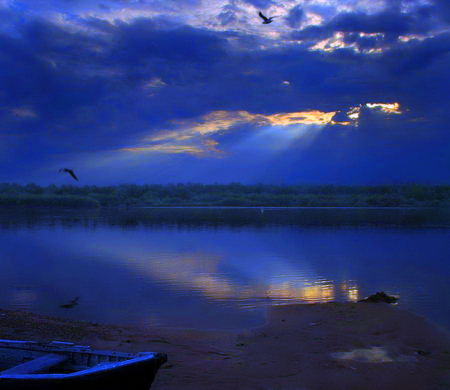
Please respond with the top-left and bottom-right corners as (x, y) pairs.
(143, 77), (167, 89)
(269, 111), (336, 126)
(332, 102), (402, 126)
(303, 11), (325, 27)
(142, 77), (167, 96)
(121, 103), (404, 157)
(331, 105), (361, 126)
(310, 31), (358, 52)
(359, 32), (384, 38)
(160, 109), (335, 138)
(308, 31), (391, 54)
(398, 34), (429, 42)
(9, 107), (37, 118)
(21, 0), (442, 58)
(122, 140), (224, 158)
(347, 105), (362, 120)
(365, 47), (384, 54)
(82, 8), (159, 24)
(123, 145), (205, 155)
(122, 109), (338, 157)
(366, 102), (402, 114)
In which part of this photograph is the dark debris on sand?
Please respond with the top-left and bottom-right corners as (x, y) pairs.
(359, 291), (398, 304)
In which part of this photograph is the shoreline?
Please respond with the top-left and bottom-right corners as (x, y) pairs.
(1, 302), (450, 389)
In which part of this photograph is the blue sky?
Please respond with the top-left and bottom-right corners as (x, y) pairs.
(1, 0), (449, 185)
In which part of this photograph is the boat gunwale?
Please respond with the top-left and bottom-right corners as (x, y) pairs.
(0, 353), (166, 380)
(0, 339), (167, 381)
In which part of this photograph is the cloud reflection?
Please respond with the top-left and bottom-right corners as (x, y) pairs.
(10, 286), (38, 308)
(341, 280), (359, 302)
(29, 227), (367, 311)
(267, 280), (335, 302)
(74, 240), (348, 304)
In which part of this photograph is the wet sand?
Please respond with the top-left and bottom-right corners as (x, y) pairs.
(1, 302), (450, 389)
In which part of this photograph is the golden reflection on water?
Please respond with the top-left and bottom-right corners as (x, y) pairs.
(142, 254), (342, 303)
(266, 281), (335, 302)
(341, 280), (359, 302)
(85, 244), (362, 305)
(192, 274), (240, 299)
(300, 283), (335, 302)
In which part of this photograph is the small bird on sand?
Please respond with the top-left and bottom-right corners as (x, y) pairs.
(59, 168), (79, 181)
(60, 296), (80, 309)
(258, 11), (278, 24)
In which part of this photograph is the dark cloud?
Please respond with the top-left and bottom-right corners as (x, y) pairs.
(218, 10), (237, 26)
(385, 32), (450, 75)
(332, 11), (410, 35)
(331, 9), (432, 38)
(291, 6), (436, 46)
(217, 2), (244, 26)
(0, 2), (449, 184)
(284, 4), (304, 29)
(432, 0), (450, 23)
(290, 24), (331, 41)
(0, 14), (229, 127)
(0, 14), (233, 157)
(342, 32), (383, 51)
(112, 19), (228, 65)
(0, 20), (109, 122)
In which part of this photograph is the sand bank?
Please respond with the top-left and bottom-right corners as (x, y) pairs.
(1, 302), (450, 389)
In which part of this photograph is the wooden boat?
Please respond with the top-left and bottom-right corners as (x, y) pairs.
(0, 339), (167, 390)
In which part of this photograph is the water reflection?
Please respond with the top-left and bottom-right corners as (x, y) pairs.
(0, 208), (449, 329)
(81, 232), (346, 306)
(1, 207), (450, 229)
(341, 280), (359, 302)
(10, 286), (39, 307)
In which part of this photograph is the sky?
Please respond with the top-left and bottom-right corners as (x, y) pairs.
(0, 0), (449, 185)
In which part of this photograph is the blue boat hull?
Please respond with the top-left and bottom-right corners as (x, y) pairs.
(0, 343), (167, 390)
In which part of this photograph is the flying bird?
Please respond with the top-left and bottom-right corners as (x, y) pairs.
(258, 11), (278, 24)
(59, 168), (79, 181)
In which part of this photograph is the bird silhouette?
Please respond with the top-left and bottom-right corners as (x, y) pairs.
(60, 296), (80, 309)
(59, 168), (79, 181)
(259, 11), (278, 24)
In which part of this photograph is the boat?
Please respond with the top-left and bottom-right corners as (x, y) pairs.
(0, 339), (167, 390)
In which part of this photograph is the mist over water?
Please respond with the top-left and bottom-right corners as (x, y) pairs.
(1, 207), (449, 330)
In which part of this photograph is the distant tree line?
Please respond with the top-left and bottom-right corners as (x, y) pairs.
(0, 182), (449, 208)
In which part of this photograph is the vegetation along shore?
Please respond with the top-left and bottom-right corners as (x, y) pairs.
(1, 183), (450, 208)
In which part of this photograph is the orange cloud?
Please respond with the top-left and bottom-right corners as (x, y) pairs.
(122, 102), (405, 157)
(366, 102), (402, 114)
(122, 109), (338, 157)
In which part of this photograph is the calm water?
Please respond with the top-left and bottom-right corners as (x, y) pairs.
(0, 207), (449, 330)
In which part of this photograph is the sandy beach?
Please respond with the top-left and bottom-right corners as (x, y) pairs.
(1, 302), (450, 389)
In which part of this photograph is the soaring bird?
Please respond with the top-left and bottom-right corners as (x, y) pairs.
(258, 11), (278, 24)
(59, 168), (79, 181)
